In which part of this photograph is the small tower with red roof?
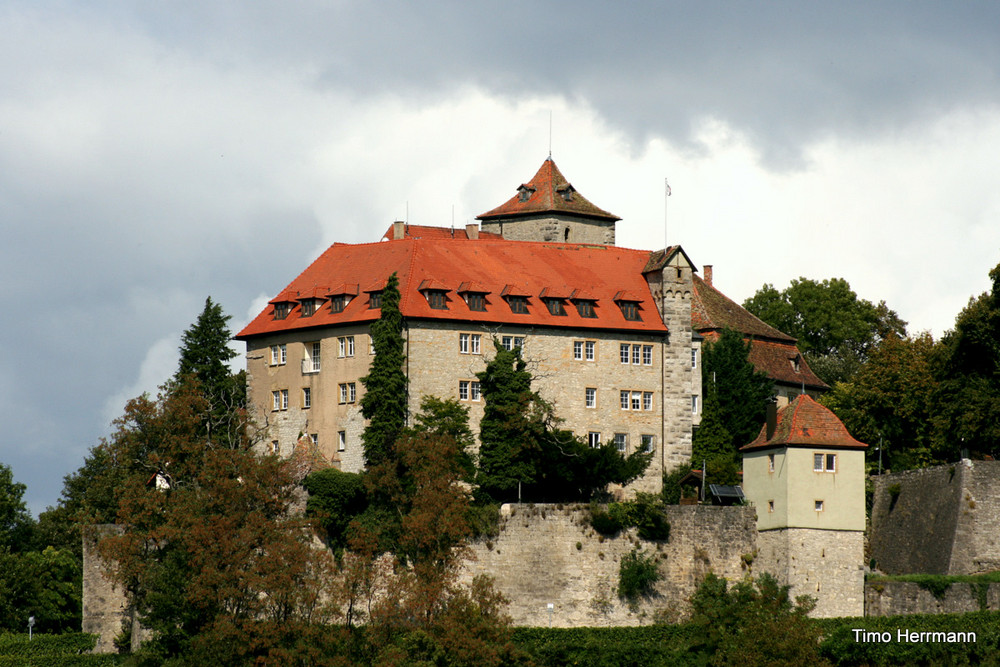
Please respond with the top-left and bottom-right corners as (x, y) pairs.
(741, 394), (868, 617)
(477, 157), (620, 244)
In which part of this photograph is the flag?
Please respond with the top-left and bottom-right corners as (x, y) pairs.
(665, 179), (672, 196)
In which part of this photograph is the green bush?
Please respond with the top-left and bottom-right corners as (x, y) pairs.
(618, 548), (660, 602)
(589, 494), (670, 541)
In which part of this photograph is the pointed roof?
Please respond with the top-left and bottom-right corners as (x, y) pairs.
(476, 158), (620, 222)
(741, 394), (868, 452)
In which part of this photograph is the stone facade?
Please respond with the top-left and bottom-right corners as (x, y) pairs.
(479, 213), (616, 245)
(756, 528), (865, 618)
(865, 581), (1000, 617)
(870, 460), (1000, 575)
(461, 503), (756, 626)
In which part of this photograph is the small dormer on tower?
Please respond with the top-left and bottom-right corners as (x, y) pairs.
(476, 158), (620, 244)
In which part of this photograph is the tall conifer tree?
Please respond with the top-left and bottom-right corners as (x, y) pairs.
(360, 273), (408, 467)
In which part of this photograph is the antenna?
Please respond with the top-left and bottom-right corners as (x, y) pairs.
(664, 178), (672, 249)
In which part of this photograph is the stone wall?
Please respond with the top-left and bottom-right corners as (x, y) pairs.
(480, 214), (616, 245)
(460, 503), (756, 626)
(870, 460), (1000, 575)
(756, 528), (865, 618)
(82, 526), (125, 654)
(865, 581), (1000, 617)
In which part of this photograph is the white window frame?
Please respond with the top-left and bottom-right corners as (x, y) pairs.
(338, 431), (346, 452)
(692, 394), (699, 413)
(826, 453), (837, 472)
(585, 340), (595, 361)
(459, 380), (470, 401)
(574, 341), (584, 360)
(620, 390), (630, 410)
(270, 440), (279, 455)
(630, 391), (641, 411)
(632, 344), (641, 365)
(280, 389), (288, 411)
(309, 433), (318, 446)
(620, 343), (630, 364)
(302, 387), (311, 409)
(471, 333), (481, 355)
(585, 387), (596, 408)
(349, 382), (356, 403)
(768, 453), (775, 473)
(459, 333), (470, 354)
(339, 383), (348, 404)
(643, 391), (653, 411)
(614, 433), (628, 453)
(692, 348), (698, 368)
(642, 345), (653, 366)
(640, 434), (655, 453)
(588, 431), (602, 448)
(815, 500), (825, 512)
(272, 391), (281, 411)
(814, 453), (838, 472)
(470, 381), (481, 401)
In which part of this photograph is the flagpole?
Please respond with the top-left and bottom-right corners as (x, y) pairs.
(664, 178), (672, 249)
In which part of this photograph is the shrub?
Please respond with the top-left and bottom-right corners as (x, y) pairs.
(618, 548), (660, 602)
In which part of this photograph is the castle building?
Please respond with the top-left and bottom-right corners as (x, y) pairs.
(236, 158), (699, 493)
(741, 394), (868, 617)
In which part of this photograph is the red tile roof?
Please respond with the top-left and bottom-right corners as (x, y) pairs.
(476, 158), (620, 222)
(380, 224), (503, 241)
(742, 394), (868, 451)
(236, 237), (668, 339)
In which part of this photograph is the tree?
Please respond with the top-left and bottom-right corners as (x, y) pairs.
(360, 273), (408, 468)
(743, 277), (906, 385)
(822, 333), (940, 470)
(97, 380), (337, 664)
(689, 572), (829, 667)
(701, 328), (774, 452)
(476, 341), (650, 503)
(0, 462), (33, 553)
(175, 297), (246, 447)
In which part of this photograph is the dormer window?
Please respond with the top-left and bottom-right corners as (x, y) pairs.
(557, 184), (575, 201)
(273, 303), (291, 320)
(466, 293), (486, 311)
(575, 300), (596, 318)
(331, 295), (349, 313)
(369, 292), (382, 309)
(545, 298), (566, 316)
(426, 290), (448, 310)
(507, 296), (528, 314)
(517, 185), (535, 202)
(791, 355), (801, 373)
(300, 299), (317, 317)
(618, 301), (641, 321)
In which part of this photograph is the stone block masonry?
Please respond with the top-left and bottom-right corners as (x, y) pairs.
(865, 581), (1000, 616)
(460, 504), (756, 626)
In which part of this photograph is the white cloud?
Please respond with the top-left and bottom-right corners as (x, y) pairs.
(101, 335), (181, 428)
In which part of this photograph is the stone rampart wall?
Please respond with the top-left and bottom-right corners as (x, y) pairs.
(865, 581), (1000, 616)
(460, 503), (756, 627)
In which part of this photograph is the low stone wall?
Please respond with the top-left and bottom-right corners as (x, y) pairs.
(460, 503), (756, 627)
(865, 581), (1000, 616)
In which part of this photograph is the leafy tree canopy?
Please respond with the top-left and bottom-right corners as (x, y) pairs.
(0, 463), (33, 553)
(700, 328), (774, 452)
(743, 277), (906, 385)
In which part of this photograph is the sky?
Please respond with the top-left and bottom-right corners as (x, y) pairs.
(4, 1), (1000, 516)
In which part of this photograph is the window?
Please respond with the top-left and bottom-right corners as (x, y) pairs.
(426, 290), (447, 309)
(270, 440), (279, 455)
(274, 303), (291, 320)
(631, 391), (641, 411)
(309, 433), (318, 446)
(338, 431), (346, 452)
(302, 387), (311, 409)
(369, 292), (382, 309)
(640, 434), (655, 453)
(280, 389), (288, 410)
(588, 432), (602, 448)
(339, 383), (356, 404)
(768, 453), (775, 473)
(643, 345), (653, 365)
(815, 500), (824, 512)
(619, 301), (640, 321)
(814, 453), (837, 472)
(272, 391), (281, 411)
(501, 335), (524, 351)
(300, 299), (316, 317)
(545, 298), (566, 316)
(459, 333), (469, 354)
(574, 341), (583, 360)
(369, 336), (375, 355)
(643, 391), (653, 411)
(331, 295), (347, 313)
(270, 344), (287, 366)
(338, 336), (355, 358)
(613, 433), (628, 452)
(632, 344), (641, 365)
(459, 333), (481, 354)
(768, 500), (775, 513)
(692, 348), (698, 368)
(470, 381), (481, 401)
(620, 390), (630, 409)
(585, 340), (595, 361)
(576, 300), (596, 318)
(466, 293), (486, 311)
(303, 341), (321, 373)
(791, 355), (801, 373)
(471, 334), (481, 354)
(585, 387), (596, 408)
(691, 394), (698, 413)
(459, 380), (469, 401)
(620, 344), (630, 364)
(507, 296), (528, 314)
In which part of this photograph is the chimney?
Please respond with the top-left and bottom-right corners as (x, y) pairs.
(392, 221), (406, 240)
(766, 402), (777, 441)
(465, 223), (479, 240)
(703, 265), (713, 286)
